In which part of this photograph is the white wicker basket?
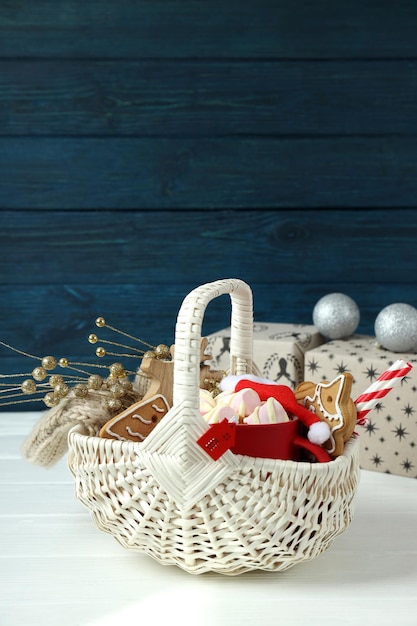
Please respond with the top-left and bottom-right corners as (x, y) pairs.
(68, 279), (360, 575)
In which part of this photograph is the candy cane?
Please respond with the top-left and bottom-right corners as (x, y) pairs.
(355, 359), (413, 426)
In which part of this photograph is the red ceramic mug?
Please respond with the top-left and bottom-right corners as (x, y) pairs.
(231, 418), (331, 463)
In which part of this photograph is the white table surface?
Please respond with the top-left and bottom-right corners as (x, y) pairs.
(1, 411), (417, 626)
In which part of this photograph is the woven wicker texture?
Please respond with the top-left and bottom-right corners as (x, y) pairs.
(68, 279), (360, 575)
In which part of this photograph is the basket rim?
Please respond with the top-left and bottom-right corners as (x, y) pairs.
(68, 423), (359, 474)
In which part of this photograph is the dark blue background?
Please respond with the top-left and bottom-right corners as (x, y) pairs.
(1, 1), (416, 406)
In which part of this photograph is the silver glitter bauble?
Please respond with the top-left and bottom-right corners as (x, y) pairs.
(313, 293), (360, 339)
(374, 303), (417, 353)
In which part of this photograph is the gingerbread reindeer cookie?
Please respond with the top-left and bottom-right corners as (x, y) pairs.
(295, 373), (357, 458)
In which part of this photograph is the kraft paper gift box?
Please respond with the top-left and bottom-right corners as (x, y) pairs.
(206, 322), (325, 390)
(304, 335), (417, 478)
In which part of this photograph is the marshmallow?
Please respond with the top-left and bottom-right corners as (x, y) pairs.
(204, 404), (239, 424)
(199, 389), (216, 415)
(245, 397), (289, 424)
(228, 388), (261, 419)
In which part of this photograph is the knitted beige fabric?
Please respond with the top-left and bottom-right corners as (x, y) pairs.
(22, 371), (149, 467)
(22, 391), (113, 467)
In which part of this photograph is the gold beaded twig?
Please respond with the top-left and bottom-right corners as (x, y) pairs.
(0, 318), (172, 412)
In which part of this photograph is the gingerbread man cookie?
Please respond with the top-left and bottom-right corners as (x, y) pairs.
(295, 373), (357, 458)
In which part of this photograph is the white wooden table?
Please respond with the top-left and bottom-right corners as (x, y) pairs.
(1, 411), (417, 626)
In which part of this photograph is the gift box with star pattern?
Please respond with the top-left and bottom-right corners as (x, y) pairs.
(304, 335), (417, 478)
(206, 322), (325, 390)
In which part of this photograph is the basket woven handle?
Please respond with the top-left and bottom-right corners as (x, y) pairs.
(173, 279), (253, 410)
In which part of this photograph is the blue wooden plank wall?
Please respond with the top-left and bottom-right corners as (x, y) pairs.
(1, 0), (417, 407)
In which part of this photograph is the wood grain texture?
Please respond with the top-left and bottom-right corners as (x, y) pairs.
(0, 280), (415, 370)
(1, 60), (417, 136)
(1, 209), (416, 285)
(1, 1), (417, 409)
(2, 137), (417, 209)
(1, 0), (417, 59)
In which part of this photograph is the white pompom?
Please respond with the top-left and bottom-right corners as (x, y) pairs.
(308, 421), (331, 445)
(219, 375), (241, 391)
(219, 373), (278, 392)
